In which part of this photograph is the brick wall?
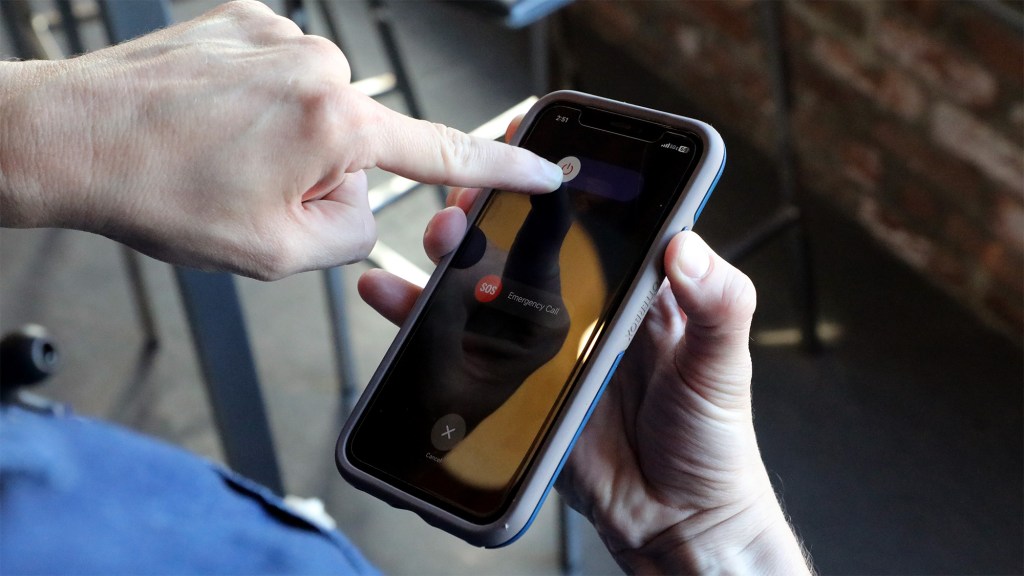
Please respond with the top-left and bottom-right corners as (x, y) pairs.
(566, 0), (1023, 340)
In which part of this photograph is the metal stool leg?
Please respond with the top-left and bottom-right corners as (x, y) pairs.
(175, 268), (284, 494)
(759, 0), (821, 352)
(366, 0), (447, 206)
(55, 0), (86, 55)
(323, 266), (360, 417)
(559, 498), (582, 575)
(121, 247), (159, 350)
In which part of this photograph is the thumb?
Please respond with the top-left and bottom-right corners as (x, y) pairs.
(664, 231), (757, 404)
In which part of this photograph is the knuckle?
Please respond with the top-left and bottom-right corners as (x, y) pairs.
(264, 15), (302, 40)
(305, 34), (341, 54)
(289, 58), (350, 133)
(214, 0), (272, 19)
(294, 33), (331, 55)
(294, 81), (342, 142)
(297, 35), (351, 82)
(211, 1), (300, 42)
(723, 269), (758, 320)
(431, 122), (474, 182)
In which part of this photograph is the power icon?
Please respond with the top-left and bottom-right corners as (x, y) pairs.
(558, 156), (581, 183)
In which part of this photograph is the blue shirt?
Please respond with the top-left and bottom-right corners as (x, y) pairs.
(0, 404), (378, 575)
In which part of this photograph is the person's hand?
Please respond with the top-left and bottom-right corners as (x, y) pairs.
(365, 201), (810, 574)
(555, 230), (814, 574)
(0, 0), (561, 280)
(360, 118), (811, 573)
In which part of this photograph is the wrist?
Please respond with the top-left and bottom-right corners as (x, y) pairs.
(612, 483), (812, 575)
(0, 59), (103, 230)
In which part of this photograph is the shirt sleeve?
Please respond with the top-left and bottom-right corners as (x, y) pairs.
(0, 404), (379, 575)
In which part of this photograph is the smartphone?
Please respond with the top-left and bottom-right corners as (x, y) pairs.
(337, 91), (725, 547)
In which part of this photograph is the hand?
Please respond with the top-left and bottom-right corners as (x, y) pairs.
(360, 119), (810, 573)
(365, 202), (809, 573)
(0, 0), (561, 280)
(556, 231), (814, 573)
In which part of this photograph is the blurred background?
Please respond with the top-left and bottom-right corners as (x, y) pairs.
(1, 0), (1021, 574)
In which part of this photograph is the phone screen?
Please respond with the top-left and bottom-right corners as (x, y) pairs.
(347, 103), (703, 521)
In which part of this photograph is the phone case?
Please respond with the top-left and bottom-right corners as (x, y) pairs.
(337, 90), (726, 548)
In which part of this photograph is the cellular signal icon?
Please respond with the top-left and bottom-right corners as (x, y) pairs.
(660, 142), (690, 153)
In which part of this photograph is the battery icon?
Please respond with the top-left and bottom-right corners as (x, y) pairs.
(660, 142), (691, 153)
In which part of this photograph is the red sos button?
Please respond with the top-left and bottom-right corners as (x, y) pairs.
(474, 274), (502, 303)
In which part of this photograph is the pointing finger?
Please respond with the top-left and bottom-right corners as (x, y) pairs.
(359, 98), (562, 193)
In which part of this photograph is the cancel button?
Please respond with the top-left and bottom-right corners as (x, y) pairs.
(430, 414), (466, 451)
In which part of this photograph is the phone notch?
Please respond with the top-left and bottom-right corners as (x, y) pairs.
(579, 107), (665, 142)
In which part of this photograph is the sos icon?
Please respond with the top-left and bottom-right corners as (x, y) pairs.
(474, 274), (502, 303)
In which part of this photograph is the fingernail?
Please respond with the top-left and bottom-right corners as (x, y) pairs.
(446, 187), (461, 208)
(538, 158), (564, 191)
(677, 232), (711, 279)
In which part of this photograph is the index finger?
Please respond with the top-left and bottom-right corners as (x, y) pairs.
(360, 98), (562, 193)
